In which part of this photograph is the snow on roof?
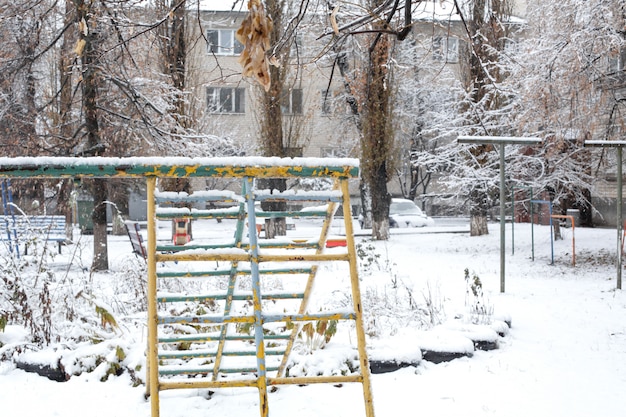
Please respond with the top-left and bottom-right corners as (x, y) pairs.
(197, 0), (247, 12)
(413, 0), (463, 22)
(413, 1), (525, 24)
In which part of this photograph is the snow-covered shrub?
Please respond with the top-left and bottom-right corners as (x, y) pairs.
(109, 256), (148, 314)
(356, 242), (446, 336)
(355, 240), (383, 275)
(0, 223), (124, 349)
(463, 268), (493, 324)
(0, 235), (56, 345)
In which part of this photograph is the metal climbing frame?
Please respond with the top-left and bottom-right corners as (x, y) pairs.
(0, 156), (375, 417)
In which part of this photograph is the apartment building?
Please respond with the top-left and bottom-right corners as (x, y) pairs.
(186, 3), (360, 160)
(174, 2), (531, 216)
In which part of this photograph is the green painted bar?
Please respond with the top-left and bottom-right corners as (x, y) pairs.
(0, 156), (359, 179)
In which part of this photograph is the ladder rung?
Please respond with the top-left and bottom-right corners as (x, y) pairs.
(256, 241), (319, 249)
(258, 253), (350, 262)
(156, 251), (349, 263)
(156, 242), (236, 252)
(158, 310), (355, 325)
(158, 315), (254, 325)
(254, 210), (328, 218)
(157, 241), (321, 252)
(159, 349), (285, 360)
(159, 365), (280, 376)
(157, 269), (233, 278)
(156, 252), (249, 262)
(156, 267), (313, 279)
(156, 211), (242, 220)
(158, 292), (305, 303)
(158, 333), (290, 344)
(254, 190), (343, 202)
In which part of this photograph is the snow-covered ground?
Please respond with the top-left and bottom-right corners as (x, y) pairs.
(1, 218), (625, 417)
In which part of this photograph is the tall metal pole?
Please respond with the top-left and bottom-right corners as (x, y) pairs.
(499, 144), (506, 293)
(457, 136), (542, 294)
(617, 147), (623, 290)
(585, 140), (626, 290)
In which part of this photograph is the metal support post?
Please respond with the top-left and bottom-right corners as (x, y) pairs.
(457, 136), (542, 293)
(618, 147), (622, 290)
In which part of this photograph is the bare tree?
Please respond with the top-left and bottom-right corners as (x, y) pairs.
(504, 0), (626, 227)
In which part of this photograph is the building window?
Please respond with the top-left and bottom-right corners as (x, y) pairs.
(281, 89), (303, 115)
(320, 147), (348, 158)
(207, 29), (244, 55)
(207, 87), (245, 113)
(608, 48), (626, 73)
(433, 36), (459, 63)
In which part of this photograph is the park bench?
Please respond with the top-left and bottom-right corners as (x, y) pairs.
(124, 220), (147, 260)
(0, 215), (67, 254)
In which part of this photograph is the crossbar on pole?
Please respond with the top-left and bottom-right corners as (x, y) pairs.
(457, 136), (542, 293)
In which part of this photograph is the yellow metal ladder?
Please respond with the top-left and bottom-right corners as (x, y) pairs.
(145, 167), (375, 417)
(0, 156), (374, 417)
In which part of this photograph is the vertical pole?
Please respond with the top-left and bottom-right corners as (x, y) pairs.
(530, 189), (534, 261)
(146, 177), (160, 417)
(571, 218), (576, 267)
(499, 144), (506, 293)
(617, 147), (623, 290)
(245, 178), (269, 417)
(549, 202), (554, 265)
(511, 187), (515, 256)
(341, 179), (376, 417)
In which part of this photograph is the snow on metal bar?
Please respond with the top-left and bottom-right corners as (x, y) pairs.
(584, 140), (626, 147)
(155, 190), (245, 203)
(0, 156), (359, 178)
(254, 189), (344, 202)
(457, 135), (542, 145)
(158, 334), (290, 344)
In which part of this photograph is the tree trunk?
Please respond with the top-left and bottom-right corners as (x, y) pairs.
(91, 179), (109, 271)
(362, 27), (393, 240)
(469, 186), (490, 236)
(256, 0), (287, 238)
(56, 2), (76, 242)
(470, 215), (489, 236)
(76, 0), (108, 271)
(370, 163), (391, 240)
(461, 1), (509, 237)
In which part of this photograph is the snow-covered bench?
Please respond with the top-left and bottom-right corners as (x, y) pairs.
(0, 215), (67, 254)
